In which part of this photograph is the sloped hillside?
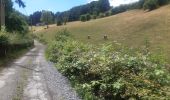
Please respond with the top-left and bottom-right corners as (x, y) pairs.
(35, 5), (170, 60)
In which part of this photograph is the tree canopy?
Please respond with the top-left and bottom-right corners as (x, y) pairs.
(15, 0), (25, 8)
(41, 10), (54, 25)
(4, 0), (28, 33)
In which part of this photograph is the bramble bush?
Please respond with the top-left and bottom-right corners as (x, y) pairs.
(46, 30), (170, 100)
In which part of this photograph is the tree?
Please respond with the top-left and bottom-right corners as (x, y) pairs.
(86, 14), (91, 21)
(99, 13), (105, 18)
(63, 12), (69, 25)
(92, 15), (97, 19)
(0, 0), (5, 27)
(15, 0), (25, 8)
(80, 15), (86, 22)
(56, 20), (63, 26)
(137, 0), (145, 8)
(110, 0), (145, 15)
(41, 10), (53, 28)
(63, 17), (68, 25)
(1, 0), (25, 27)
(105, 11), (111, 17)
(6, 11), (29, 34)
(98, 0), (110, 13)
(53, 0), (111, 22)
(5, 0), (13, 16)
(29, 11), (42, 25)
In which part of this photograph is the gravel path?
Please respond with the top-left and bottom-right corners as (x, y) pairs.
(0, 41), (80, 100)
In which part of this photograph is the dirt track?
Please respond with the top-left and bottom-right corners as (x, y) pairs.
(0, 41), (80, 100)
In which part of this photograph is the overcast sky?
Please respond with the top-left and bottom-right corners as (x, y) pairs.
(13, 0), (139, 15)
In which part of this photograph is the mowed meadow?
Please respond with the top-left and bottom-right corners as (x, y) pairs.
(34, 5), (170, 60)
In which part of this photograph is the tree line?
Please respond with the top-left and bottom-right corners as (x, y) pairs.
(29, 0), (170, 26)
(2, 0), (170, 31)
(29, 0), (110, 26)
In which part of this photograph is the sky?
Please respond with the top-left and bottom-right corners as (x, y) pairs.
(13, 0), (139, 15)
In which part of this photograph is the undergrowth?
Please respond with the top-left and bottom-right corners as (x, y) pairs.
(0, 27), (34, 67)
(46, 29), (170, 100)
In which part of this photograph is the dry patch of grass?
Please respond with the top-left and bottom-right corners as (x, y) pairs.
(35, 5), (170, 60)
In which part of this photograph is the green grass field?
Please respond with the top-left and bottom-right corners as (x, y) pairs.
(34, 5), (170, 60)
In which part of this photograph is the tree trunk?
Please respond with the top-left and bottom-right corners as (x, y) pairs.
(0, 0), (5, 28)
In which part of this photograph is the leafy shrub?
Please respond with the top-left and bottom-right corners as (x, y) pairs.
(56, 20), (63, 26)
(86, 14), (91, 21)
(0, 27), (33, 57)
(0, 28), (9, 57)
(92, 15), (97, 19)
(99, 13), (105, 18)
(0, 26), (8, 52)
(46, 29), (71, 61)
(80, 15), (87, 22)
(46, 30), (170, 100)
(105, 11), (111, 17)
(0, 34), (8, 44)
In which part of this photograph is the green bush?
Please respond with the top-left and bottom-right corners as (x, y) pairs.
(56, 20), (63, 26)
(92, 15), (97, 19)
(80, 15), (87, 22)
(86, 14), (91, 21)
(0, 34), (8, 44)
(105, 11), (111, 17)
(0, 27), (9, 57)
(46, 30), (170, 100)
(0, 27), (8, 43)
(99, 13), (105, 18)
(46, 29), (71, 61)
(0, 27), (33, 57)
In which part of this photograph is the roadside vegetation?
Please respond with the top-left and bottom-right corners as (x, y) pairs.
(45, 30), (170, 100)
(0, 0), (34, 67)
(0, 27), (33, 67)
(31, 0), (170, 99)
